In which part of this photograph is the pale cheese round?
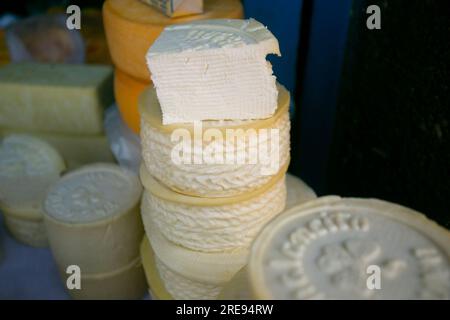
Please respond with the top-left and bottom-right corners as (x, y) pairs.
(285, 174), (317, 210)
(249, 197), (450, 300)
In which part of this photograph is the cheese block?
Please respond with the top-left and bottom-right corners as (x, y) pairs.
(285, 174), (317, 209)
(141, 165), (287, 252)
(114, 69), (150, 133)
(146, 18), (280, 124)
(0, 128), (115, 169)
(2, 214), (48, 247)
(0, 63), (113, 135)
(44, 164), (143, 274)
(146, 224), (248, 300)
(103, 0), (243, 81)
(140, 83), (291, 198)
(140, 0), (203, 18)
(247, 197), (450, 299)
(140, 236), (173, 300)
(61, 255), (147, 300)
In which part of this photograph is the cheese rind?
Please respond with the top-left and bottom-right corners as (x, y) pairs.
(140, 84), (291, 197)
(0, 63), (113, 134)
(103, 0), (243, 81)
(249, 197), (450, 300)
(141, 172), (287, 252)
(44, 164), (143, 274)
(146, 18), (280, 124)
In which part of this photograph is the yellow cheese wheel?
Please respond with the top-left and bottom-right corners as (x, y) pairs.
(103, 0), (244, 81)
(114, 69), (149, 133)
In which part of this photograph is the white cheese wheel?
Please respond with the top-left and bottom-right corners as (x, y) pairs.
(44, 163), (143, 274)
(60, 255), (147, 300)
(248, 197), (450, 299)
(285, 174), (317, 210)
(140, 83), (291, 198)
(0, 134), (65, 246)
(141, 167), (287, 252)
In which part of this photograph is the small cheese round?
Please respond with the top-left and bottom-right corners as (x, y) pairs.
(141, 167), (287, 252)
(285, 174), (317, 209)
(114, 68), (149, 133)
(248, 197), (450, 300)
(140, 83), (291, 198)
(44, 163), (143, 274)
(2, 214), (48, 247)
(103, 0), (243, 81)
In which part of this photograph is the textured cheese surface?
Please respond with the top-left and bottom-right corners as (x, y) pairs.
(45, 164), (141, 223)
(140, 84), (290, 197)
(0, 63), (113, 134)
(155, 255), (222, 300)
(3, 214), (48, 247)
(0, 128), (115, 169)
(146, 220), (248, 285)
(142, 175), (286, 252)
(285, 174), (317, 210)
(103, 0), (243, 81)
(249, 197), (450, 300)
(147, 18), (280, 124)
(0, 134), (65, 217)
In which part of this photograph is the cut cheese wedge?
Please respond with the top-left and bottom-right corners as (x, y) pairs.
(60, 255), (147, 300)
(285, 174), (317, 209)
(141, 167), (287, 252)
(0, 128), (115, 169)
(140, 236), (173, 300)
(147, 18), (280, 124)
(114, 69), (149, 133)
(44, 163), (143, 274)
(140, 83), (291, 197)
(247, 197), (450, 300)
(0, 63), (113, 134)
(103, 0), (243, 81)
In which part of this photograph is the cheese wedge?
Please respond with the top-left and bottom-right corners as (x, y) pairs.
(145, 225), (248, 300)
(247, 197), (450, 299)
(140, 236), (173, 300)
(60, 255), (147, 300)
(0, 63), (113, 134)
(141, 165), (287, 252)
(140, 83), (290, 197)
(114, 69), (149, 133)
(103, 0), (243, 81)
(147, 18), (280, 124)
(285, 174), (317, 209)
(44, 164), (143, 274)
(0, 128), (115, 169)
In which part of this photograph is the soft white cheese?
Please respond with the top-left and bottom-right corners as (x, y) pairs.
(146, 18), (280, 124)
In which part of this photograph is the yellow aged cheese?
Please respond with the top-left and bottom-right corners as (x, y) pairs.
(60, 255), (147, 300)
(139, 84), (291, 198)
(0, 134), (65, 246)
(247, 197), (450, 300)
(0, 128), (115, 169)
(0, 63), (113, 135)
(114, 69), (149, 134)
(103, 0), (243, 81)
(44, 164), (143, 274)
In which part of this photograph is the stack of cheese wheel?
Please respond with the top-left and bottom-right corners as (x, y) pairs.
(0, 135), (65, 247)
(43, 164), (146, 299)
(220, 197), (450, 300)
(138, 18), (317, 299)
(103, 0), (244, 133)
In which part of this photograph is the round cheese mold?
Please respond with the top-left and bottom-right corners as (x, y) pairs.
(141, 165), (287, 252)
(114, 68), (149, 134)
(0, 134), (65, 246)
(139, 83), (291, 198)
(61, 255), (147, 300)
(103, 0), (243, 81)
(44, 163), (143, 274)
(248, 197), (450, 300)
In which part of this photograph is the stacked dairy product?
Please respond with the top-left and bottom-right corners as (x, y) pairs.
(139, 18), (316, 299)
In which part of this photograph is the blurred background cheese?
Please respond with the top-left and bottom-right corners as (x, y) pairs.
(0, 135), (65, 247)
(114, 69), (149, 134)
(103, 0), (243, 82)
(139, 84), (290, 197)
(146, 18), (280, 124)
(285, 174), (317, 209)
(140, 0), (203, 18)
(0, 63), (113, 135)
(43, 164), (145, 299)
